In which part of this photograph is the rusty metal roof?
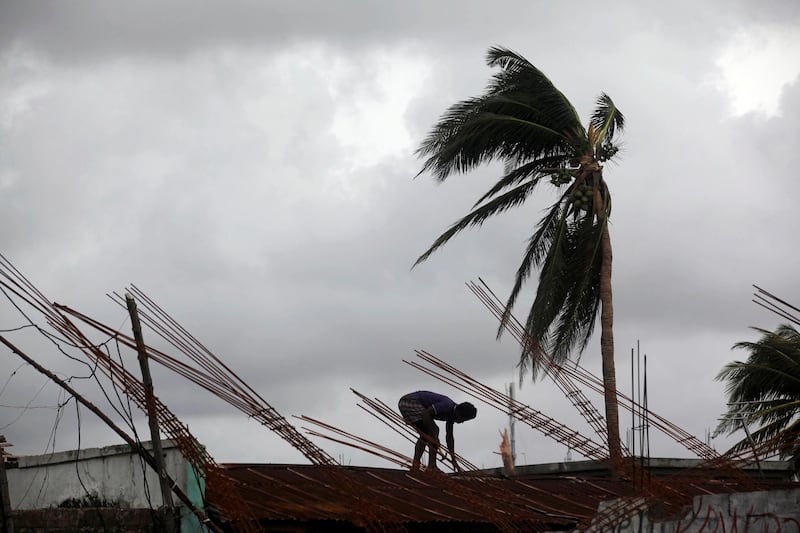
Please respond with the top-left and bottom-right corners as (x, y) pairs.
(211, 464), (592, 529)
(208, 463), (800, 530)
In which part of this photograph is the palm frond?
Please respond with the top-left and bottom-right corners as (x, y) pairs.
(416, 98), (578, 180)
(413, 178), (540, 267)
(716, 323), (800, 470)
(486, 47), (585, 138)
(417, 47), (588, 182)
(485, 46), (534, 73)
(473, 155), (567, 208)
(494, 193), (605, 376)
(590, 93), (625, 146)
(548, 215), (604, 359)
(721, 326), (800, 394)
(519, 207), (572, 374)
(498, 197), (568, 341)
(525, 213), (604, 365)
(726, 418), (800, 462)
(594, 182), (612, 220)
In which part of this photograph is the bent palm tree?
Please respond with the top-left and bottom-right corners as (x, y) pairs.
(716, 324), (800, 473)
(414, 46), (625, 462)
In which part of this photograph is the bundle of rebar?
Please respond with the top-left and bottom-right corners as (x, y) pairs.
(54, 284), (337, 468)
(406, 349), (780, 528)
(469, 279), (768, 477)
(59, 294), (415, 531)
(55, 307), (414, 531)
(461, 279), (781, 526)
(468, 280), (615, 450)
(0, 255), (260, 532)
(753, 285), (800, 327)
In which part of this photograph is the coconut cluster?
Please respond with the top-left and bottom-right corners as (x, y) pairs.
(571, 183), (594, 212)
(597, 142), (618, 163)
(548, 168), (575, 186)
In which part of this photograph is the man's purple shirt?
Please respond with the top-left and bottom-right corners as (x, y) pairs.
(408, 390), (456, 421)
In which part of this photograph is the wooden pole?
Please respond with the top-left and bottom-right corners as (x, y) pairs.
(0, 336), (221, 533)
(0, 435), (14, 533)
(125, 294), (176, 530)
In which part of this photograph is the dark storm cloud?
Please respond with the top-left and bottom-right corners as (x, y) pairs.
(1, 1), (552, 61)
(4, 0), (797, 64)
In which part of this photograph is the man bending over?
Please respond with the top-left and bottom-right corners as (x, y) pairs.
(398, 390), (477, 471)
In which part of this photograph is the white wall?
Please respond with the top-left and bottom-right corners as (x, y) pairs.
(6, 440), (192, 510)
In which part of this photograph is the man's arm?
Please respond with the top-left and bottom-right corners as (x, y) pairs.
(445, 420), (460, 471)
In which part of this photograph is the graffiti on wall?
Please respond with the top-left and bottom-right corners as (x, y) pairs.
(673, 495), (799, 533)
(596, 492), (800, 533)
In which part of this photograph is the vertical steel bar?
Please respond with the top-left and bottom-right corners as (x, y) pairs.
(126, 294), (176, 530)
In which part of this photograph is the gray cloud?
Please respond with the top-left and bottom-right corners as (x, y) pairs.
(5, 1), (797, 65)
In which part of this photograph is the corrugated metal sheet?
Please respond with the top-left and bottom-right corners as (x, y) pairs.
(208, 463), (800, 529)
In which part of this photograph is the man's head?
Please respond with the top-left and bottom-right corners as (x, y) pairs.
(454, 402), (477, 423)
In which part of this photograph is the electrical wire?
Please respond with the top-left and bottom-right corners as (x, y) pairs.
(0, 362), (27, 398)
(26, 390), (70, 509)
(0, 325), (34, 333)
(0, 377), (51, 431)
(111, 355), (152, 514)
(110, 335), (158, 520)
(73, 401), (110, 531)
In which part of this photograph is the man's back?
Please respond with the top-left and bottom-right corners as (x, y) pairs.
(407, 390), (456, 420)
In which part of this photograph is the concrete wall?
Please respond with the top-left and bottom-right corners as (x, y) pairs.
(12, 507), (167, 532)
(481, 457), (795, 480)
(5, 440), (207, 532)
(590, 488), (800, 533)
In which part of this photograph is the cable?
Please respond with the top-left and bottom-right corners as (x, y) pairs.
(0, 362), (27, 398)
(0, 377), (51, 430)
(0, 325), (34, 333)
(0, 403), (60, 410)
(101, 331), (165, 525)
(2, 281), (124, 382)
(73, 400), (110, 531)
(95, 336), (158, 519)
(111, 336), (157, 520)
(20, 390), (70, 509)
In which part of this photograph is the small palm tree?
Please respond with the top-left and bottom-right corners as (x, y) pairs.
(716, 324), (800, 473)
(414, 46), (625, 462)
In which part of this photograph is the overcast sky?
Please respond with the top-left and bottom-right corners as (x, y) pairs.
(1, 1), (799, 474)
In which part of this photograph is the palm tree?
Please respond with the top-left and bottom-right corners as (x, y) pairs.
(414, 46), (625, 462)
(716, 324), (800, 473)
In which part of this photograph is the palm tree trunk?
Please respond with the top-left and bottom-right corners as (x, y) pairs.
(598, 197), (622, 467)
